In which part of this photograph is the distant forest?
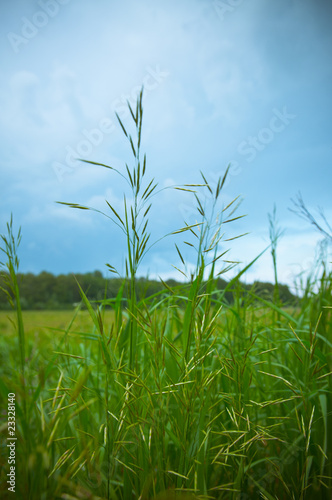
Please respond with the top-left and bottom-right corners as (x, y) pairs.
(0, 270), (297, 311)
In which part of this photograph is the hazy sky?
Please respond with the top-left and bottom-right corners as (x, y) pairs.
(1, 0), (331, 290)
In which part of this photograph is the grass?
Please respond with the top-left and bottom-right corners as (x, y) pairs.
(0, 90), (331, 499)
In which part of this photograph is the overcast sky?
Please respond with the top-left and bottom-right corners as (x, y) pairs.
(1, 0), (331, 291)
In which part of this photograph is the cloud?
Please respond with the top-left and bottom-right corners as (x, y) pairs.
(0, 0), (331, 285)
(0, 68), (83, 169)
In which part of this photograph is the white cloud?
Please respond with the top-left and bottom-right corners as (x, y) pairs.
(227, 227), (326, 289)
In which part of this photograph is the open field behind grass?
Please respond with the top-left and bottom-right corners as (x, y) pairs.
(0, 310), (116, 338)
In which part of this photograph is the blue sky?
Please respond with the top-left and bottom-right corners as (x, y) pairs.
(1, 0), (331, 291)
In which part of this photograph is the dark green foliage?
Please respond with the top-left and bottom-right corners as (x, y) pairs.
(0, 271), (298, 310)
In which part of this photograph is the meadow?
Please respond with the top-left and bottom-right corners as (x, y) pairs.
(0, 90), (331, 499)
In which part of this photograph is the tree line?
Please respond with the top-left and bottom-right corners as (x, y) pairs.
(0, 270), (297, 311)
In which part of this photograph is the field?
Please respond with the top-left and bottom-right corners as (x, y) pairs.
(1, 92), (331, 499)
(0, 309), (116, 339)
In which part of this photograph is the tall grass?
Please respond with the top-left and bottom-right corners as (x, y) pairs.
(0, 92), (331, 499)
(0, 216), (25, 379)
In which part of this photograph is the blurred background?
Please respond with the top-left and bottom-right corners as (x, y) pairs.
(1, 0), (331, 292)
